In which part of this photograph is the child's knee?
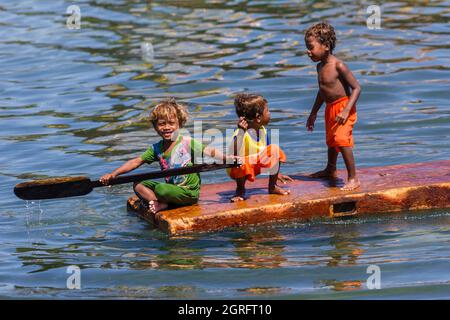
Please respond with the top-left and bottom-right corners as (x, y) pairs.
(133, 182), (143, 192)
(154, 184), (171, 199)
(134, 183), (152, 198)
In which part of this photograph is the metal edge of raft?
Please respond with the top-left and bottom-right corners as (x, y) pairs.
(127, 181), (450, 236)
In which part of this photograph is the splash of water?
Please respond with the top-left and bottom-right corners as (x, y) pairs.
(24, 200), (45, 243)
(140, 42), (154, 64)
(25, 200), (44, 224)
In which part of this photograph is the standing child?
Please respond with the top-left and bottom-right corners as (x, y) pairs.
(304, 22), (361, 190)
(100, 98), (236, 213)
(228, 93), (292, 202)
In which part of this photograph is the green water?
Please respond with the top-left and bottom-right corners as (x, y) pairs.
(1, 0), (449, 299)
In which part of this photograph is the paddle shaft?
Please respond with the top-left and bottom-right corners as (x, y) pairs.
(91, 163), (236, 188)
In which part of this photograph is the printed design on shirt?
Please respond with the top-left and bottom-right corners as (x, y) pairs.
(153, 137), (191, 186)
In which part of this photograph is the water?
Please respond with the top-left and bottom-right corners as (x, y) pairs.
(1, 0), (449, 299)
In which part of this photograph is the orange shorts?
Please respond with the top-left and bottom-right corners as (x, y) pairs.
(325, 96), (357, 152)
(228, 144), (286, 182)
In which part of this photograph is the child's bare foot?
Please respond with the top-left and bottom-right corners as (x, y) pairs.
(277, 174), (294, 184)
(340, 178), (360, 191)
(310, 168), (337, 179)
(269, 185), (290, 195)
(148, 200), (169, 213)
(231, 190), (246, 202)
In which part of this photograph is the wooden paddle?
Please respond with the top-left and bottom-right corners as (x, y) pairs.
(14, 163), (238, 200)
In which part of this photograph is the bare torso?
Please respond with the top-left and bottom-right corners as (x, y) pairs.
(317, 56), (351, 103)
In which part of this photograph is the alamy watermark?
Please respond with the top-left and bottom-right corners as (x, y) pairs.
(366, 265), (381, 289)
(162, 121), (282, 175)
(366, 5), (381, 29)
(66, 265), (81, 289)
(66, 5), (81, 30)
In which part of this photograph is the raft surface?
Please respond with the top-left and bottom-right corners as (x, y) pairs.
(127, 160), (450, 235)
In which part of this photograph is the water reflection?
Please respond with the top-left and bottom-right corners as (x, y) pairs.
(229, 229), (287, 269)
(316, 227), (365, 292)
(8, 212), (450, 298)
(316, 279), (363, 292)
(326, 229), (364, 267)
(153, 237), (204, 270)
(109, 228), (288, 270)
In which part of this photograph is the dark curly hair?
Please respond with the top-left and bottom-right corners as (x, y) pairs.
(234, 93), (267, 121)
(305, 22), (336, 53)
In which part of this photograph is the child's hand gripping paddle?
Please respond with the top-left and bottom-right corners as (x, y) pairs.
(14, 163), (238, 200)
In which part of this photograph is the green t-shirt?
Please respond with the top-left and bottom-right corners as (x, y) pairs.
(140, 135), (206, 191)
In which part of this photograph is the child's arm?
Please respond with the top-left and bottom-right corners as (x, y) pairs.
(100, 156), (145, 185)
(191, 136), (241, 165)
(203, 123), (245, 163)
(203, 146), (241, 164)
(335, 62), (361, 124)
(306, 91), (324, 132)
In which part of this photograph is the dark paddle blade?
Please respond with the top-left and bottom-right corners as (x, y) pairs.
(14, 176), (93, 200)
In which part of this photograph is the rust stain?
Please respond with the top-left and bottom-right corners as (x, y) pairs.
(127, 160), (450, 235)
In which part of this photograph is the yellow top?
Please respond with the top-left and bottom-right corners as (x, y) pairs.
(229, 126), (268, 157)
(226, 126), (284, 180)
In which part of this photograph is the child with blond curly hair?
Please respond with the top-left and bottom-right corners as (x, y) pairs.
(100, 98), (236, 213)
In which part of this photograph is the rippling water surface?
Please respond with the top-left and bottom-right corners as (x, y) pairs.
(1, 0), (449, 299)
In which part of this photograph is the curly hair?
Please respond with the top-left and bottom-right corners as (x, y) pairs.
(234, 93), (267, 121)
(305, 22), (336, 53)
(150, 98), (188, 128)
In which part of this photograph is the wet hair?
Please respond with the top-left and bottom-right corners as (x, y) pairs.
(234, 93), (267, 121)
(305, 22), (336, 53)
(150, 98), (188, 128)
